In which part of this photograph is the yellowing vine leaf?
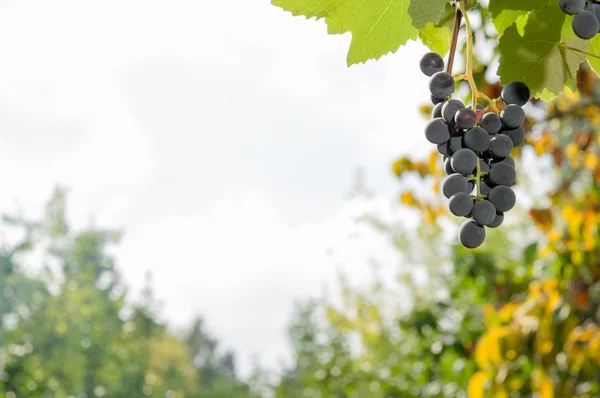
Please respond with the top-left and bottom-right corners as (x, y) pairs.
(498, 5), (589, 101)
(271, 0), (419, 65)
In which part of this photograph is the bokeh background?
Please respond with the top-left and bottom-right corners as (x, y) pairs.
(1, 0), (600, 397)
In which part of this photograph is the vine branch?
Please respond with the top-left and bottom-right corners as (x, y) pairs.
(446, 1), (463, 75)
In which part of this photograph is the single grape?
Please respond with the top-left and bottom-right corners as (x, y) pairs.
(429, 72), (455, 98)
(489, 163), (516, 186)
(425, 118), (452, 144)
(438, 141), (450, 156)
(501, 81), (530, 106)
(420, 52), (445, 77)
(500, 104), (526, 129)
(449, 192), (474, 217)
(451, 148), (478, 176)
(488, 212), (504, 228)
(432, 102), (445, 118)
(480, 180), (493, 195)
(502, 126), (525, 147)
(442, 174), (471, 198)
(458, 219), (486, 249)
(478, 158), (491, 173)
(480, 113), (502, 134)
(489, 134), (514, 159)
(586, 4), (600, 31)
(449, 134), (465, 153)
(487, 185), (516, 212)
(455, 108), (477, 129)
(467, 180), (475, 194)
(560, 0), (586, 15)
(572, 10), (599, 39)
(444, 157), (455, 175)
(442, 99), (465, 125)
(431, 95), (446, 105)
(472, 200), (497, 226)
(492, 155), (515, 168)
(463, 126), (491, 152)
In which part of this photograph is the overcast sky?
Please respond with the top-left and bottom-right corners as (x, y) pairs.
(0, 0), (436, 376)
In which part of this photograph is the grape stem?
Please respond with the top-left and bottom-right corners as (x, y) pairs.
(452, 1), (501, 114)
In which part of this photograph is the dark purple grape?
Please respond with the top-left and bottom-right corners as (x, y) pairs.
(586, 4), (600, 32)
(560, 0), (586, 15)
(479, 159), (491, 173)
(501, 82), (530, 106)
(449, 192), (474, 217)
(492, 155), (515, 168)
(451, 148), (478, 176)
(429, 72), (455, 98)
(488, 212), (504, 228)
(487, 185), (516, 212)
(420, 52), (445, 77)
(442, 99), (465, 126)
(458, 220), (486, 248)
(463, 127), (491, 152)
(489, 134), (514, 159)
(500, 104), (525, 129)
(472, 200), (497, 226)
(480, 180), (493, 195)
(425, 118), (452, 144)
(572, 10), (599, 39)
(432, 102), (445, 119)
(489, 163), (516, 186)
(480, 112), (502, 134)
(442, 174), (471, 198)
(449, 134), (465, 153)
(431, 95), (445, 104)
(438, 141), (450, 156)
(455, 108), (477, 129)
(502, 126), (525, 147)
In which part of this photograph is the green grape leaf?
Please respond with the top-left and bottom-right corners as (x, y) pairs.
(271, 0), (419, 66)
(587, 36), (600, 75)
(489, 0), (553, 35)
(498, 5), (589, 101)
(419, 24), (452, 56)
(418, 4), (455, 56)
(408, 0), (449, 29)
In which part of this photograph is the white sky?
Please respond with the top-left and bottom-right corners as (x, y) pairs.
(0, 0), (437, 376)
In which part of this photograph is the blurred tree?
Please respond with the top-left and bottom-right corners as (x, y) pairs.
(0, 187), (254, 398)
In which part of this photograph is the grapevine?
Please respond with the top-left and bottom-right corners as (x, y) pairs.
(422, 0), (526, 248)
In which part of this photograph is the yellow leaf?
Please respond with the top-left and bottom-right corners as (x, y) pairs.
(571, 250), (583, 265)
(475, 328), (505, 369)
(565, 143), (579, 161)
(468, 371), (489, 398)
(495, 385), (509, 398)
(540, 379), (554, 398)
(401, 191), (416, 207)
(584, 153), (599, 170)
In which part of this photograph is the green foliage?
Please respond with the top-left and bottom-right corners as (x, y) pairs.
(272, 0), (600, 100)
(498, 5), (588, 101)
(271, 0), (418, 65)
(409, 0), (450, 29)
(419, 3), (456, 56)
(0, 188), (255, 398)
(488, 0), (553, 35)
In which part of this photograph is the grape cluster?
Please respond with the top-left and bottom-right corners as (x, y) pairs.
(560, 0), (600, 39)
(420, 52), (529, 249)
